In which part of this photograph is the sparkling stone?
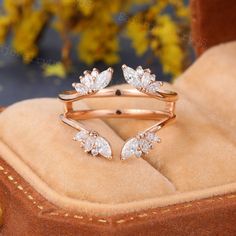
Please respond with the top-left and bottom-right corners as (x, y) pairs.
(139, 139), (151, 153)
(91, 148), (99, 156)
(91, 69), (99, 78)
(74, 130), (89, 141)
(145, 132), (161, 143)
(141, 72), (155, 87)
(136, 66), (144, 76)
(74, 83), (89, 95)
(84, 136), (95, 152)
(134, 150), (142, 158)
(122, 65), (141, 88)
(95, 136), (112, 159)
(81, 74), (94, 88)
(146, 81), (161, 93)
(93, 69), (112, 90)
(121, 138), (139, 160)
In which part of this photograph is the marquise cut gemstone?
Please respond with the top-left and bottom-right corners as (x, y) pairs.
(93, 69), (112, 90)
(134, 150), (142, 158)
(74, 83), (89, 95)
(81, 74), (94, 88)
(121, 138), (139, 160)
(84, 136), (95, 152)
(95, 136), (112, 158)
(146, 132), (161, 143)
(121, 131), (161, 160)
(74, 130), (112, 159)
(123, 66), (136, 81)
(136, 66), (144, 76)
(146, 81), (161, 93)
(122, 66), (142, 88)
(74, 130), (89, 141)
(141, 72), (155, 87)
(91, 69), (99, 78)
(139, 139), (151, 153)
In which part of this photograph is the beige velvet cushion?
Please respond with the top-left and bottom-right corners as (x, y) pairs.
(0, 41), (236, 216)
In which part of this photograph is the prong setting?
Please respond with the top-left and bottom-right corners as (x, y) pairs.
(74, 130), (112, 160)
(121, 131), (161, 160)
(73, 67), (113, 95)
(122, 64), (163, 94)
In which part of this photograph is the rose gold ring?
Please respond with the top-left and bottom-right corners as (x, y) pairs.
(58, 65), (178, 160)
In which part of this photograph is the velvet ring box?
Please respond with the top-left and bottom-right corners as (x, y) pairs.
(0, 42), (236, 235)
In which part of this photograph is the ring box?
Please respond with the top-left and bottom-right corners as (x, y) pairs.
(1, 0), (236, 232)
(1, 41), (236, 235)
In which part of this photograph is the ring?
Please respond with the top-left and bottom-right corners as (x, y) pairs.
(58, 65), (178, 160)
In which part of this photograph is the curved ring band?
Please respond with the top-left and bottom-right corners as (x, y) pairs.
(58, 65), (178, 160)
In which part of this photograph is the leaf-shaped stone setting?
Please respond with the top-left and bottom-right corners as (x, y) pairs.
(121, 131), (161, 160)
(121, 138), (140, 160)
(73, 83), (89, 95)
(122, 64), (162, 94)
(122, 65), (142, 88)
(74, 130), (89, 141)
(74, 130), (112, 159)
(72, 67), (113, 95)
(95, 136), (112, 158)
(93, 69), (113, 90)
(146, 81), (161, 93)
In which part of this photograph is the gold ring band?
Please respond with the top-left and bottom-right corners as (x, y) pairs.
(58, 65), (178, 160)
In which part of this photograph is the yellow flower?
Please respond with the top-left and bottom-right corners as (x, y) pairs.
(151, 15), (184, 76)
(43, 62), (66, 78)
(126, 15), (149, 56)
(0, 0), (189, 76)
(0, 17), (10, 44)
(3, 0), (34, 24)
(12, 10), (48, 62)
(77, 0), (94, 16)
(78, 17), (120, 65)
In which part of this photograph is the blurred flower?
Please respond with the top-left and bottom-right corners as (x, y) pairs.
(78, 26), (120, 65)
(43, 62), (66, 78)
(126, 15), (149, 56)
(0, 0), (190, 77)
(151, 15), (183, 76)
(0, 16), (10, 43)
(12, 10), (48, 63)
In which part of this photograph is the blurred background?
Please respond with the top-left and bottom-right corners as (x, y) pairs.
(0, 0), (193, 106)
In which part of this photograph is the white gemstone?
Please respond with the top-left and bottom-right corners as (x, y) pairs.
(74, 83), (89, 95)
(91, 148), (99, 156)
(146, 132), (161, 143)
(74, 130), (89, 141)
(81, 74), (94, 88)
(84, 136), (95, 152)
(146, 132), (155, 141)
(146, 81), (161, 93)
(155, 136), (161, 143)
(136, 66), (144, 76)
(139, 139), (151, 153)
(141, 72), (155, 87)
(122, 66), (141, 88)
(93, 69), (112, 90)
(121, 138), (139, 160)
(134, 150), (142, 158)
(95, 136), (112, 158)
(91, 69), (99, 78)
